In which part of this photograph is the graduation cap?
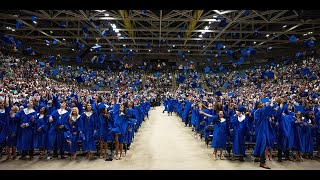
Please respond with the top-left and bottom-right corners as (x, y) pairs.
(101, 30), (107, 36)
(15, 40), (22, 49)
(311, 74), (317, 80)
(261, 98), (270, 104)
(82, 26), (89, 34)
(228, 92), (235, 97)
(237, 105), (246, 112)
(53, 69), (59, 76)
(216, 42), (223, 50)
(294, 105), (304, 113)
(219, 66), (224, 71)
(39, 61), (45, 67)
(306, 39), (314, 48)
(31, 16), (37, 22)
(146, 42), (151, 48)
(290, 86), (296, 91)
(191, 82), (197, 88)
(177, 75), (186, 84)
(16, 20), (22, 29)
(218, 19), (227, 27)
(256, 83), (261, 89)
(204, 66), (210, 74)
(75, 57), (82, 63)
(289, 35), (297, 43)
(302, 68), (310, 76)
(215, 91), (222, 96)
(123, 47), (127, 52)
(59, 21), (66, 29)
(225, 81), (230, 88)
(296, 52), (302, 59)
(226, 49), (233, 57)
(241, 48), (247, 56)
(243, 10), (249, 16)
(52, 40), (58, 45)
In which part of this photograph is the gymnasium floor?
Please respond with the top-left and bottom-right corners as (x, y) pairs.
(1, 107), (320, 170)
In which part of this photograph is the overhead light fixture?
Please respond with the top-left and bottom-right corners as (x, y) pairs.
(204, 26), (209, 30)
(266, 34), (269, 37)
(199, 34), (203, 38)
(203, 45), (205, 47)
(50, 31), (53, 34)
(208, 22), (212, 24)
(112, 24), (116, 29)
(72, 49), (75, 51)
(33, 21), (37, 24)
(149, 49), (151, 52)
(283, 25), (287, 28)
(111, 49), (113, 51)
(46, 44), (49, 46)
(201, 31), (206, 34)
(303, 33), (307, 36)
(11, 29), (15, 32)
(253, 41), (256, 44)
(168, 49), (170, 52)
(308, 31), (313, 34)
(223, 46), (226, 49)
(269, 47), (272, 49)
(115, 29), (119, 33)
(213, 15), (218, 18)
(188, 50), (190, 53)
(130, 49), (132, 51)
(94, 10), (106, 13)
(117, 33), (121, 36)
(90, 49), (93, 51)
(172, 45), (175, 47)
(63, 38), (66, 41)
(105, 13), (109, 17)
(123, 44), (126, 46)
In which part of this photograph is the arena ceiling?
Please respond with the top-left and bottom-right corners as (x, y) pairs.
(0, 10), (320, 61)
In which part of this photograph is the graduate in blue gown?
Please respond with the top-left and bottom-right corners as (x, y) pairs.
(167, 97), (174, 116)
(80, 103), (99, 160)
(66, 107), (81, 160)
(6, 105), (19, 160)
(112, 96), (134, 160)
(293, 112), (305, 161)
(182, 99), (192, 125)
(0, 98), (10, 159)
(303, 112), (317, 159)
(191, 102), (198, 130)
(33, 105), (49, 159)
(15, 101), (38, 160)
(46, 100), (56, 116)
(210, 110), (228, 160)
(47, 100), (70, 159)
(230, 107), (248, 161)
(277, 105), (295, 162)
(99, 105), (114, 160)
(203, 103), (216, 140)
(126, 101), (137, 151)
(163, 97), (168, 113)
(253, 102), (273, 169)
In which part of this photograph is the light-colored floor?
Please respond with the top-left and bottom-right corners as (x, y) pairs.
(1, 107), (320, 170)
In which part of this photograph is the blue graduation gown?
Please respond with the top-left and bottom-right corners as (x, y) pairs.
(203, 109), (216, 139)
(126, 108), (137, 145)
(66, 115), (81, 153)
(253, 106), (273, 156)
(294, 120), (305, 153)
(15, 108), (38, 151)
(80, 111), (98, 151)
(46, 106), (56, 116)
(7, 113), (19, 146)
(277, 113), (295, 150)
(231, 115), (248, 156)
(33, 114), (48, 149)
(212, 117), (228, 149)
(303, 118), (315, 154)
(47, 109), (70, 151)
(191, 106), (197, 126)
(112, 104), (130, 144)
(182, 101), (192, 123)
(167, 99), (174, 112)
(163, 99), (168, 112)
(0, 107), (9, 146)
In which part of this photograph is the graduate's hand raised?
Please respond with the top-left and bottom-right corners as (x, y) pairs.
(20, 123), (26, 128)
(37, 127), (42, 132)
